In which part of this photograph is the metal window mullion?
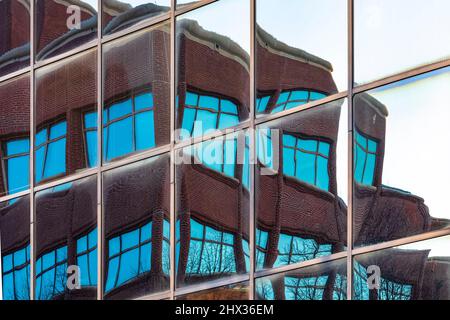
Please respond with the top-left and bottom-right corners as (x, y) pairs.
(249, 0), (256, 301)
(96, 0), (104, 300)
(347, 0), (354, 301)
(29, 0), (36, 300)
(169, 0), (176, 300)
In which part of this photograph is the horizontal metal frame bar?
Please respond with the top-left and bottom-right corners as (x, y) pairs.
(353, 58), (450, 94)
(0, 67), (31, 84)
(175, 0), (218, 17)
(352, 228), (450, 256)
(0, 189), (30, 204)
(134, 290), (172, 300)
(254, 252), (348, 279)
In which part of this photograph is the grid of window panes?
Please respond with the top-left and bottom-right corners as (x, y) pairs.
(0, 0), (450, 301)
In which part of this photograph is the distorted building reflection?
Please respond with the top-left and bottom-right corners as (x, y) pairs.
(255, 22), (347, 272)
(354, 236), (450, 300)
(0, 196), (30, 300)
(256, 26), (337, 116)
(103, 155), (171, 299)
(256, 259), (347, 300)
(36, 0), (98, 61)
(353, 93), (450, 245)
(176, 19), (250, 140)
(175, 6), (251, 296)
(35, 177), (97, 300)
(0, 0), (30, 77)
(0, 74), (30, 197)
(102, 0), (170, 35)
(35, 49), (97, 185)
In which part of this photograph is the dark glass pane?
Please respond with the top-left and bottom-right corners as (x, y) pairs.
(354, 236), (450, 300)
(255, 259), (347, 300)
(353, 68), (450, 247)
(176, 131), (250, 287)
(177, 282), (249, 300)
(0, 195), (30, 300)
(103, 154), (170, 299)
(35, 176), (97, 300)
(35, 0), (97, 61)
(35, 49), (97, 185)
(0, 0), (30, 77)
(0, 74), (30, 197)
(102, 0), (170, 36)
(176, 0), (250, 141)
(256, 0), (347, 117)
(256, 99), (348, 271)
(103, 22), (170, 163)
(355, 0), (450, 85)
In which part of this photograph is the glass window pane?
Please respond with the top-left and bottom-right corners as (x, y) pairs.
(36, 49), (97, 185)
(354, 0), (450, 84)
(0, 74), (31, 197)
(256, 0), (347, 117)
(176, 0), (250, 140)
(0, 195), (30, 300)
(177, 282), (249, 300)
(103, 154), (170, 299)
(256, 99), (348, 271)
(256, 259), (347, 300)
(354, 67), (450, 247)
(103, 0), (170, 36)
(176, 130), (249, 288)
(35, 176), (97, 300)
(354, 236), (450, 300)
(103, 22), (170, 163)
(35, 0), (97, 61)
(0, 0), (30, 77)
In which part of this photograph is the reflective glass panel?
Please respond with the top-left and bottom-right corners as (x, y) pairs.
(103, 22), (170, 163)
(354, 0), (450, 84)
(256, 99), (348, 271)
(0, 0), (30, 77)
(35, 49), (97, 185)
(177, 282), (249, 300)
(0, 195), (30, 300)
(35, 0), (98, 61)
(0, 74), (30, 197)
(35, 176), (97, 300)
(103, 154), (170, 299)
(103, 0), (170, 36)
(176, 130), (250, 287)
(354, 236), (450, 300)
(176, 0), (250, 141)
(353, 67), (450, 247)
(256, 0), (347, 117)
(176, 0), (202, 9)
(256, 259), (347, 300)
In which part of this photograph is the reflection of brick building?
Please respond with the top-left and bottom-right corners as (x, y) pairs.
(1, 0), (449, 301)
(0, 0), (30, 77)
(353, 94), (433, 245)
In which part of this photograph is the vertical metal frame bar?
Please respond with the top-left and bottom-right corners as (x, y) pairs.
(29, 0), (36, 301)
(346, 0), (354, 301)
(169, 0), (176, 300)
(97, 0), (104, 300)
(249, 0), (256, 301)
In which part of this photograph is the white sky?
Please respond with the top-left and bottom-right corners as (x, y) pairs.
(400, 235), (450, 258)
(370, 67), (450, 220)
(354, 0), (450, 84)
(179, 0), (250, 53)
(257, 0), (348, 91)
